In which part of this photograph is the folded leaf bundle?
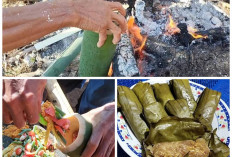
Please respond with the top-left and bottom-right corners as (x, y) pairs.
(170, 79), (197, 114)
(194, 88), (221, 131)
(166, 99), (193, 118)
(202, 129), (229, 157)
(145, 117), (206, 145)
(152, 83), (175, 107)
(152, 138), (210, 157)
(117, 86), (149, 142)
(133, 82), (168, 124)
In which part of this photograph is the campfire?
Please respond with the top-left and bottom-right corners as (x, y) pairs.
(113, 0), (229, 77)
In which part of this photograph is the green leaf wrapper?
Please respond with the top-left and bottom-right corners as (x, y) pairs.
(170, 79), (197, 114)
(118, 86), (149, 142)
(194, 88), (221, 131)
(152, 83), (175, 107)
(166, 99), (193, 118)
(202, 129), (229, 157)
(133, 82), (168, 124)
(145, 117), (206, 145)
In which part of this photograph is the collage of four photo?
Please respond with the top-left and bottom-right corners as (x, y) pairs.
(2, 0), (230, 157)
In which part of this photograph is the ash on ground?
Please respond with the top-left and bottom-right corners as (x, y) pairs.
(115, 0), (230, 77)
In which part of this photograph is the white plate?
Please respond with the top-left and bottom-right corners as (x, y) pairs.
(117, 79), (230, 157)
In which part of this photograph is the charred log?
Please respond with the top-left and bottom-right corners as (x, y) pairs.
(112, 34), (140, 76)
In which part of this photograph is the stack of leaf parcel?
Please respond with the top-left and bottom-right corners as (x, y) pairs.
(117, 79), (229, 157)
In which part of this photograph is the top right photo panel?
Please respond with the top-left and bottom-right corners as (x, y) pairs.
(118, 0), (229, 77)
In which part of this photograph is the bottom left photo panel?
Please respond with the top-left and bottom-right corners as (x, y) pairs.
(2, 79), (115, 157)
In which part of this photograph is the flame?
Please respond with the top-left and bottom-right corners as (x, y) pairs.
(127, 16), (147, 57)
(188, 27), (208, 39)
(108, 63), (113, 77)
(165, 15), (180, 35)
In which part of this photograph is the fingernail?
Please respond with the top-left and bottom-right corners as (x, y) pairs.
(97, 42), (101, 48)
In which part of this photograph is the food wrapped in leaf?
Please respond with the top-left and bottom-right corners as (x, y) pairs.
(170, 79), (197, 114)
(194, 88), (221, 131)
(152, 138), (210, 157)
(133, 82), (168, 124)
(145, 117), (206, 145)
(152, 83), (175, 107)
(202, 129), (229, 157)
(118, 86), (149, 142)
(166, 99), (193, 118)
(117, 92), (121, 108)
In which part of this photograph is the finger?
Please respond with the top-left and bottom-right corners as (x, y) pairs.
(112, 13), (127, 33)
(94, 137), (114, 157)
(7, 99), (25, 128)
(3, 102), (13, 124)
(81, 128), (103, 157)
(23, 93), (39, 125)
(107, 2), (126, 16)
(110, 147), (115, 157)
(92, 123), (115, 157)
(37, 91), (44, 113)
(97, 30), (107, 48)
(105, 143), (115, 157)
(109, 22), (122, 44)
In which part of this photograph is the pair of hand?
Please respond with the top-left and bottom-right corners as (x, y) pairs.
(3, 79), (47, 128)
(71, 0), (127, 47)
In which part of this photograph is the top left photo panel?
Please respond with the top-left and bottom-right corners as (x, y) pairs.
(3, 0), (128, 77)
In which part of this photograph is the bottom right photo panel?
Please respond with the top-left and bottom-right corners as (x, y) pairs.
(117, 79), (230, 157)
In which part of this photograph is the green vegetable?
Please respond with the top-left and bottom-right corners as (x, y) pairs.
(152, 83), (175, 107)
(39, 114), (48, 126)
(194, 88), (221, 131)
(118, 86), (149, 142)
(133, 82), (168, 124)
(55, 106), (66, 117)
(57, 132), (67, 145)
(166, 99), (193, 118)
(12, 141), (23, 144)
(145, 117), (206, 145)
(19, 129), (31, 135)
(170, 79), (197, 114)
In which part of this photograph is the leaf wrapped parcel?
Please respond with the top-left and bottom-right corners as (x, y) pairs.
(145, 117), (206, 145)
(166, 99), (193, 118)
(170, 79), (197, 114)
(118, 86), (149, 142)
(194, 88), (221, 131)
(152, 83), (175, 107)
(202, 129), (229, 157)
(133, 82), (168, 124)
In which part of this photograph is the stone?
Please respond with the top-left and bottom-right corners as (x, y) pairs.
(211, 16), (222, 27)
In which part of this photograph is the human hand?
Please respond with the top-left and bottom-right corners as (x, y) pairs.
(71, 0), (127, 47)
(3, 79), (47, 128)
(81, 102), (115, 157)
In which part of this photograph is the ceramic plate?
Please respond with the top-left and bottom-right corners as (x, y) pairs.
(117, 79), (230, 157)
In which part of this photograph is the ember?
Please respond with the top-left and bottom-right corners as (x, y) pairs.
(188, 27), (208, 39)
(165, 15), (180, 35)
(165, 15), (207, 39)
(127, 16), (147, 57)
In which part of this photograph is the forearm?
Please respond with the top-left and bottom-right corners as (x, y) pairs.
(3, 0), (75, 52)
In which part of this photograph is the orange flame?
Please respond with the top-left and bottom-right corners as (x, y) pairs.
(108, 63), (113, 77)
(165, 15), (180, 35)
(188, 27), (208, 39)
(128, 16), (147, 58)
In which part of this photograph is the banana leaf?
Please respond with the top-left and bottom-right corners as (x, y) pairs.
(202, 129), (229, 157)
(194, 88), (221, 131)
(133, 82), (168, 124)
(152, 83), (175, 107)
(117, 92), (121, 108)
(166, 99), (193, 118)
(170, 79), (197, 114)
(145, 117), (206, 145)
(118, 86), (149, 142)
